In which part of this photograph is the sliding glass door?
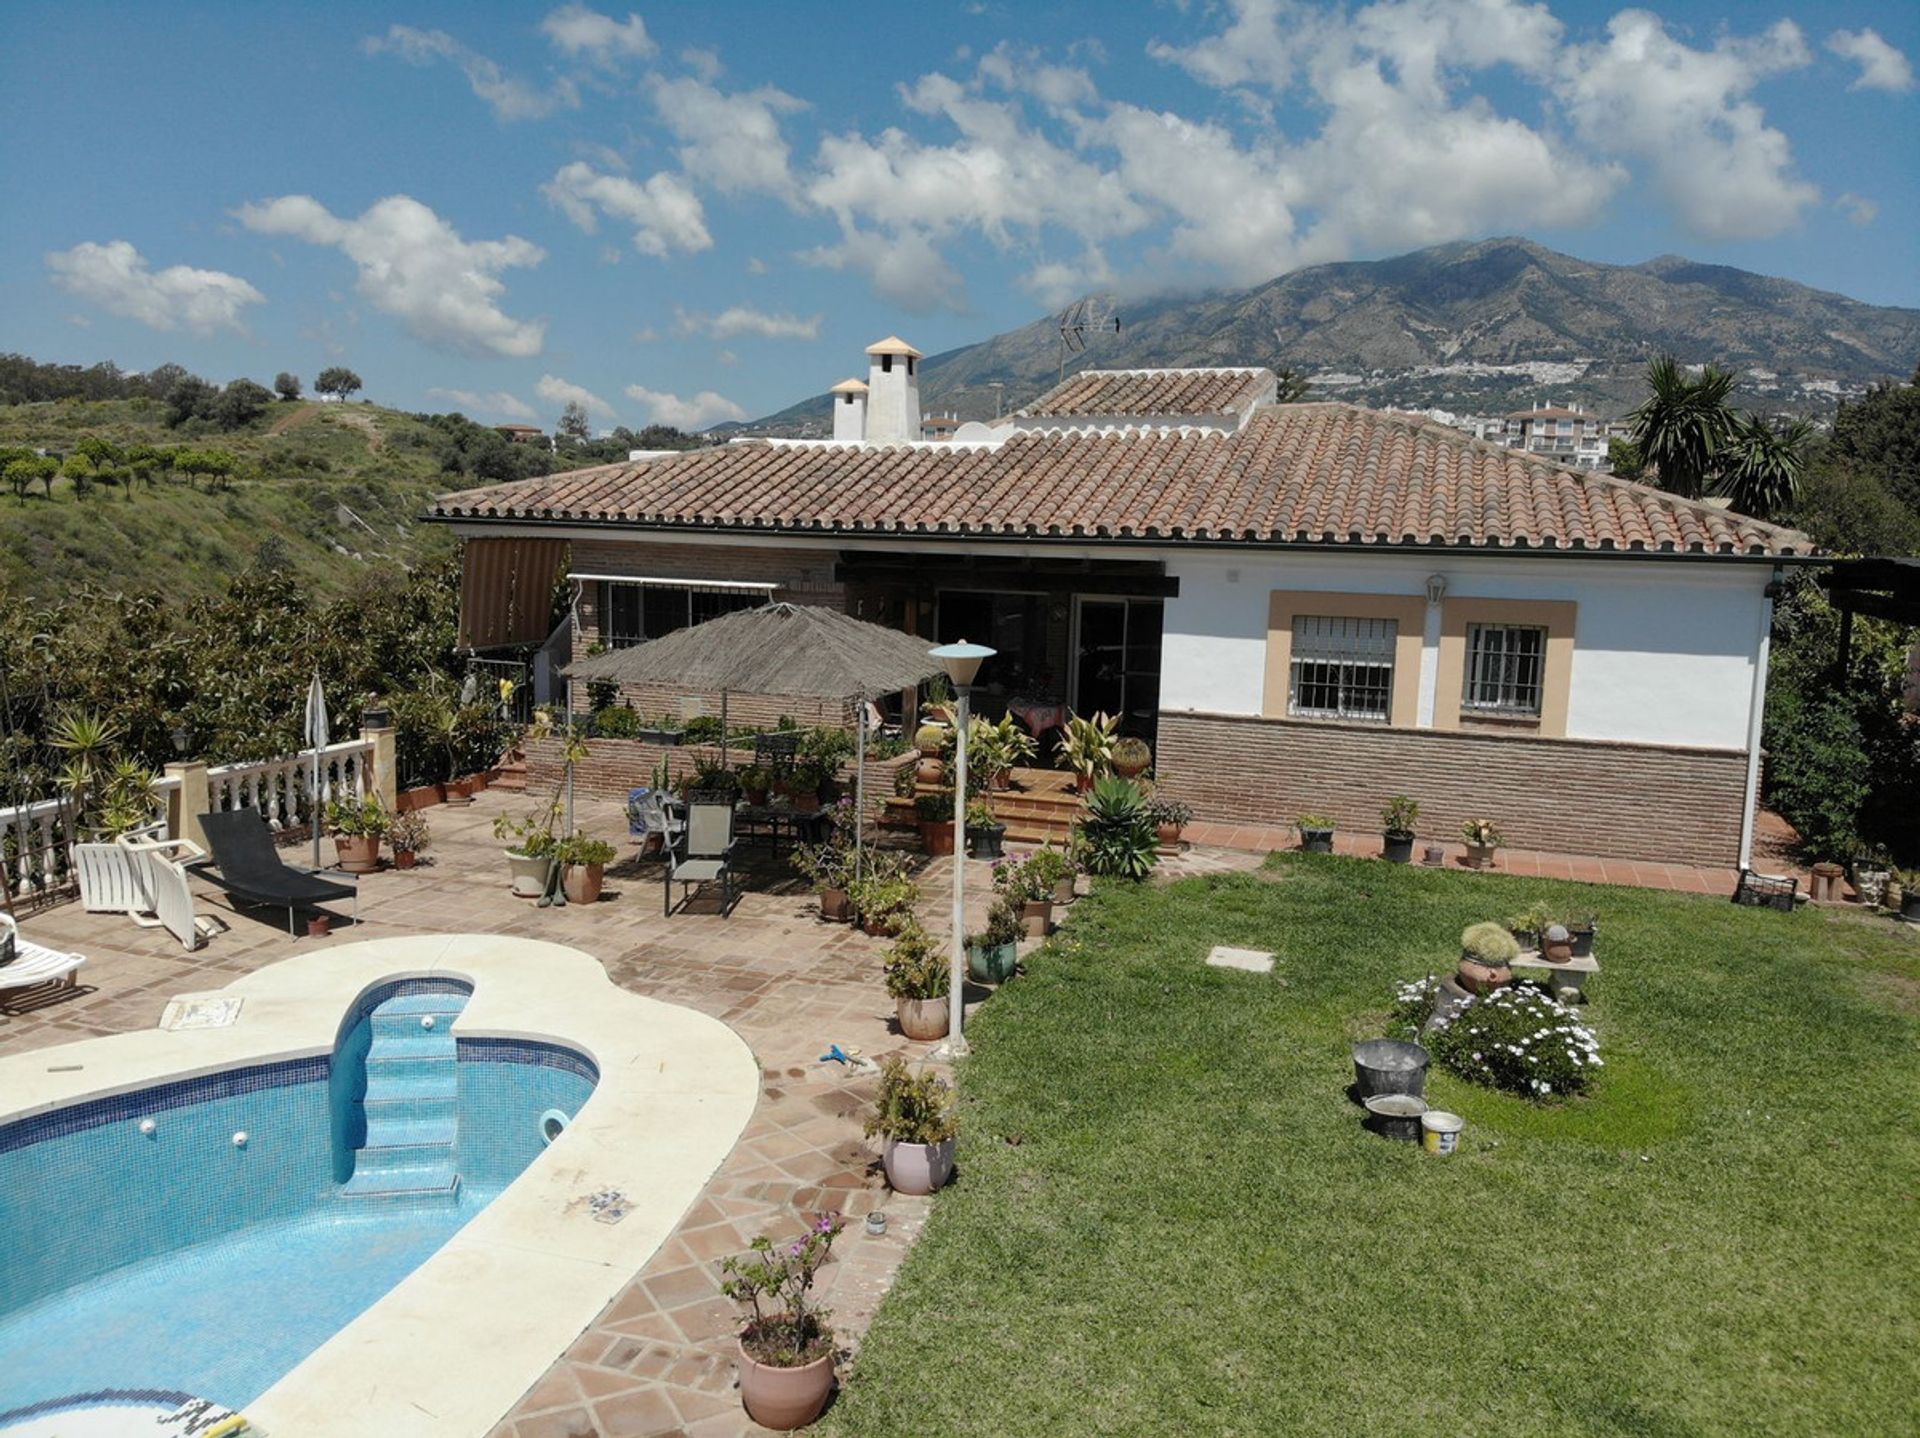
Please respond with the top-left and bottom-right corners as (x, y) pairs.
(1072, 597), (1163, 741)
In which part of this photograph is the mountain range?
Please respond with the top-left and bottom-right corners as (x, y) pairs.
(743, 238), (1920, 433)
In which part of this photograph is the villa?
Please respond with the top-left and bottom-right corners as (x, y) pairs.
(430, 337), (1817, 869)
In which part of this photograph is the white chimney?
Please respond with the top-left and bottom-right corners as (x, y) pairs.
(863, 335), (922, 445)
(829, 377), (868, 442)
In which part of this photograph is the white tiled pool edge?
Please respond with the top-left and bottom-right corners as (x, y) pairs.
(0, 934), (760, 1438)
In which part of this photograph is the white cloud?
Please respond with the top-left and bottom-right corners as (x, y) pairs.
(46, 240), (264, 335)
(537, 374), (616, 417)
(745, 256), (769, 275)
(677, 306), (822, 340)
(1826, 28), (1915, 92)
(1557, 13), (1816, 239)
(647, 75), (807, 200)
(540, 4), (655, 64)
(427, 387), (537, 420)
(235, 194), (546, 357)
(542, 162), (712, 257)
(800, 225), (965, 312)
(364, 25), (576, 121)
(623, 385), (747, 429)
(1837, 192), (1879, 227)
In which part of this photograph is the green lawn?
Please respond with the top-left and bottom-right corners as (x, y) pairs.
(828, 855), (1920, 1436)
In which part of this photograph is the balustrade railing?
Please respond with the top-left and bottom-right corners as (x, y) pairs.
(2, 796), (74, 900)
(206, 739), (373, 829)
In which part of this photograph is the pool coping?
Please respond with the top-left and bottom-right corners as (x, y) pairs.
(0, 934), (761, 1437)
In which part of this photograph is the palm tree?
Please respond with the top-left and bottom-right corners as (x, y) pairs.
(1629, 355), (1738, 498)
(1716, 412), (1814, 521)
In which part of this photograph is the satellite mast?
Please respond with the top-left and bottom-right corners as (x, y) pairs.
(1056, 297), (1123, 386)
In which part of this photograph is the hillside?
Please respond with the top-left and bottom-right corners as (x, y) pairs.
(0, 398), (461, 604)
(743, 237), (1920, 433)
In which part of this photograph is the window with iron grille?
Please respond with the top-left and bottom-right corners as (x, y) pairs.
(1289, 616), (1396, 721)
(1463, 624), (1547, 716)
(601, 581), (767, 648)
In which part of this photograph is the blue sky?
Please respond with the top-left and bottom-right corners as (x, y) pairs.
(3, 1), (1915, 429)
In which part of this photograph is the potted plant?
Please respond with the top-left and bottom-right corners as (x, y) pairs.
(493, 805), (559, 898)
(1057, 710), (1118, 792)
(966, 895), (1023, 984)
(964, 798), (1006, 859)
(849, 862), (919, 937)
(966, 713), (1035, 791)
(557, 834), (617, 904)
(1076, 776), (1159, 878)
(388, 810), (430, 870)
(789, 759), (829, 813)
(1024, 844), (1075, 906)
(1567, 912), (1599, 956)
(864, 1055), (957, 1195)
(794, 840), (854, 922)
(1297, 812), (1336, 854)
(915, 788), (955, 856)
(1148, 795), (1192, 849)
(738, 763), (772, 806)
(325, 794), (389, 874)
(913, 721), (948, 785)
(1504, 900), (1555, 952)
(638, 712), (686, 746)
(1381, 795), (1419, 864)
(1457, 921), (1520, 996)
(719, 1214), (846, 1431)
(1461, 817), (1503, 869)
(884, 924), (950, 1040)
(993, 854), (1053, 937)
(1110, 735), (1152, 780)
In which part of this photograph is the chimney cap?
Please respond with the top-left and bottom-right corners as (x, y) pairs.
(829, 377), (870, 394)
(864, 335), (923, 358)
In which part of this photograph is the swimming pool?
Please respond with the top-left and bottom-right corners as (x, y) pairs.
(0, 977), (596, 1424)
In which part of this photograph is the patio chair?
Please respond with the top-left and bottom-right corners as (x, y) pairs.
(0, 913), (87, 1011)
(630, 788), (686, 851)
(120, 833), (216, 951)
(665, 799), (738, 917)
(192, 809), (358, 937)
(73, 817), (167, 916)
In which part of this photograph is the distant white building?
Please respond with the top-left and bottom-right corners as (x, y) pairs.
(1485, 404), (1632, 471)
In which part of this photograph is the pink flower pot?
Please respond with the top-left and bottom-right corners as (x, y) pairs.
(736, 1342), (834, 1431)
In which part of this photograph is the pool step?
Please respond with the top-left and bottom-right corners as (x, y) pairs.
(344, 987), (468, 1206)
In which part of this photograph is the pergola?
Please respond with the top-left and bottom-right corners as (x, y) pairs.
(1821, 557), (1920, 671)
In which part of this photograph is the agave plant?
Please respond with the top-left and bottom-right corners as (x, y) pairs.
(1076, 776), (1159, 879)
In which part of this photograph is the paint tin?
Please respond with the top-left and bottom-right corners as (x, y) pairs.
(1420, 1110), (1464, 1155)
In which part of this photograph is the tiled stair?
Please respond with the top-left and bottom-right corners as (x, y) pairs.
(882, 769), (1085, 846)
(343, 990), (464, 1206)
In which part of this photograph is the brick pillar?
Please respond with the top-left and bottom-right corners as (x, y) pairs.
(364, 721), (399, 812)
(165, 760), (209, 850)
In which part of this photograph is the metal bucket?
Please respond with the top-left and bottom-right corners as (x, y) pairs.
(1421, 1110), (1465, 1155)
(1363, 1092), (1428, 1142)
(1352, 1039), (1430, 1100)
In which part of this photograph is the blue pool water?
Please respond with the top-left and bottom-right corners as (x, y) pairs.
(0, 979), (596, 1423)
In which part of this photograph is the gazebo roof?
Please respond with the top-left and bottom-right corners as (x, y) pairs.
(562, 602), (944, 699)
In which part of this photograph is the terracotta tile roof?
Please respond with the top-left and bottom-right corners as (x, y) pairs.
(1019, 367), (1273, 420)
(431, 401), (1812, 557)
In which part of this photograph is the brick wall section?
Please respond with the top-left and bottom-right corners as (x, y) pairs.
(1154, 710), (1748, 867)
(569, 537), (850, 728)
(524, 735), (917, 811)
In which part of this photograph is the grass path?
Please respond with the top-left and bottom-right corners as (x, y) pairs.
(826, 856), (1919, 1436)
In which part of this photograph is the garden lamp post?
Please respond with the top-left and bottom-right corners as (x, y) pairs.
(928, 640), (995, 1057)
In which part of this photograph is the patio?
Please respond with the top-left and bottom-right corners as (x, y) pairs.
(0, 787), (1051, 1438)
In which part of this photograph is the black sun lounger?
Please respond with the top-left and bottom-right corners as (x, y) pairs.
(193, 809), (358, 936)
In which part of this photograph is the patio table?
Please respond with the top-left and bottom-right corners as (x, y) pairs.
(734, 803), (830, 859)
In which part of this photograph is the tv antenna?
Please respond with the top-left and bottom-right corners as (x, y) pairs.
(1056, 298), (1122, 385)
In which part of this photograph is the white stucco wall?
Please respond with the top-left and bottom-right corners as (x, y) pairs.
(1161, 552), (1773, 751)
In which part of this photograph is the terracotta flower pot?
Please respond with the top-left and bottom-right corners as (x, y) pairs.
(1111, 753), (1149, 780)
(1075, 772), (1096, 794)
(1464, 842), (1497, 869)
(1020, 899), (1052, 937)
(392, 848), (417, 871)
(744, 786), (770, 806)
(1053, 875), (1076, 905)
(916, 757), (945, 786)
(736, 1340), (835, 1431)
(442, 777), (474, 807)
(896, 995), (949, 1041)
(332, 833), (381, 874)
(306, 914), (332, 938)
(1156, 821), (1183, 847)
(920, 821), (955, 857)
(506, 850), (553, 898)
(819, 887), (851, 922)
(1456, 954), (1513, 996)
(882, 1135), (955, 1195)
(466, 771), (489, 794)
(562, 862), (604, 905)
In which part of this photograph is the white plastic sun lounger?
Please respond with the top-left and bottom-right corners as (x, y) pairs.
(120, 834), (214, 951)
(0, 912), (87, 1008)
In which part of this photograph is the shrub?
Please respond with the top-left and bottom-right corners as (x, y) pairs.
(590, 704), (643, 739)
(883, 924), (950, 1000)
(720, 1214), (846, 1368)
(1077, 776), (1159, 879)
(1296, 812), (1335, 832)
(556, 834), (617, 866)
(863, 1055), (958, 1145)
(388, 811), (431, 853)
(1426, 984), (1602, 1099)
(1147, 795), (1193, 828)
(682, 715), (724, 743)
(1389, 974), (1441, 1035)
(1382, 795), (1419, 834)
(1461, 817), (1504, 847)
(325, 793), (390, 837)
(1461, 921), (1521, 966)
(968, 895), (1023, 949)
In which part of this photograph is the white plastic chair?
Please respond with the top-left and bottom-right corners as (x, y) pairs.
(0, 912), (86, 1010)
(120, 834), (214, 951)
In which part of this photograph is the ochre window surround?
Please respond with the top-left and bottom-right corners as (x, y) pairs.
(1262, 591), (1425, 728)
(1435, 597), (1577, 736)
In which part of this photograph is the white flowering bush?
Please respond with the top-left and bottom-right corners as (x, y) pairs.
(1390, 974), (1442, 1035)
(1425, 984), (1602, 1099)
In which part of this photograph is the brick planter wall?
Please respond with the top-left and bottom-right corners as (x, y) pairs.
(524, 735), (917, 812)
(1154, 710), (1748, 867)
